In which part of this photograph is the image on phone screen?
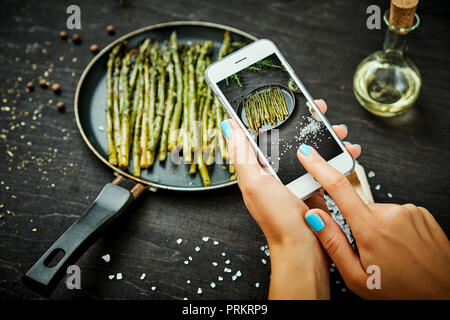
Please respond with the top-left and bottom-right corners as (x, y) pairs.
(216, 53), (343, 185)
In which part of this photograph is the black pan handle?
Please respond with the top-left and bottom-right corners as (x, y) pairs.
(23, 182), (134, 295)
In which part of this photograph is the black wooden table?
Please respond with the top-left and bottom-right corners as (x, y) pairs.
(0, 0), (449, 300)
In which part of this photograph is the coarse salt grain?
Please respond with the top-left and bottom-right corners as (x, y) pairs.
(176, 238), (183, 245)
(197, 288), (202, 295)
(264, 249), (270, 256)
(224, 268), (232, 273)
(261, 259), (267, 265)
(108, 275), (115, 280)
(218, 276), (223, 281)
(368, 171), (375, 178)
(236, 270), (242, 277)
(210, 282), (216, 288)
(195, 246), (200, 252)
(213, 241), (219, 246)
(375, 184), (381, 191)
(186, 280), (191, 284)
(184, 260), (189, 265)
(140, 273), (146, 280)
(231, 275), (237, 281)
(116, 273), (122, 280)
(212, 262), (218, 267)
(255, 282), (260, 288)
(151, 286), (156, 291)
(188, 256), (193, 261)
(202, 236), (209, 242)
(221, 252), (226, 256)
(101, 254), (110, 262)
(387, 193), (393, 198)
(225, 259), (230, 265)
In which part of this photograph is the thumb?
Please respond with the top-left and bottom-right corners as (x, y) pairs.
(220, 119), (266, 182)
(304, 208), (366, 289)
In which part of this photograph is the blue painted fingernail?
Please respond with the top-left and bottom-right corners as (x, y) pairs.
(220, 120), (233, 139)
(305, 212), (325, 231)
(299, 143), (312, 156)
(340, 124), (348, 128)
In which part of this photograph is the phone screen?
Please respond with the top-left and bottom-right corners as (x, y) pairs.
(216, 53), (343, 185)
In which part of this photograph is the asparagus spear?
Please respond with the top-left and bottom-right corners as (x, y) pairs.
(148, 43), (168, 163)
(112, 54), (122, 161)
(158, 60), (175, 161)
(118, 49), (135, 168)
(167, 32), (183, 152)
(182, 47), (192, 164)
(132, 68), (145, 177)
(129, 39), (151, 96)
(188, 47), (197, 174)
(106, 44), (121, 165)
(139, 51), (151, 167)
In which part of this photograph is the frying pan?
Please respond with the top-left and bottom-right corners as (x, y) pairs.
(23, 21), (256, 295)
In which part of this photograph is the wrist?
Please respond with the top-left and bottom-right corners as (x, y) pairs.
(268, 241), (330, 300)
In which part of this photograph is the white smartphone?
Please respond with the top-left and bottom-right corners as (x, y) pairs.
(205, 39), (354, 200)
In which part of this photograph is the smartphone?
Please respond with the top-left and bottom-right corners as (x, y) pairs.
(205, 39), (354, 200)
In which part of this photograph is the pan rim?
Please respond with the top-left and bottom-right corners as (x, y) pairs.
(74, 21), (257, 191)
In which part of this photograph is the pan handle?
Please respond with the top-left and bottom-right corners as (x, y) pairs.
(23, 182), (134, 295)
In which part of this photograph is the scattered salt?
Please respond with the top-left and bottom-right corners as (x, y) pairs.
(176, 238), (183, 245)
(194, 246), (200, 252)
(231, 275), (237, 281)
(212, 262), (218, 267)
(375, 184), (381, 191)
(202, 236), (209, 242)
(116, 272), (122, 280)
(213, 240), (219, 246)
(186, 280), (191, 284)
(225, 259), (230, 265)
(108, 275), (115, 280)
(236, 270), (242, 277)
(224, 268), (232, 273)
(264, 249), (270, 256)
(261, 259), (267, 265)
(218, 276), (223, 281)
(101, 254), (110, 262)
(197, 288), (202, 295)
(210, 282), (216, 288)
(140, 273), (146, 280)
(184, 260), (189, 265)
(188, 256), (193, 261)
(221, 252), (226, 257)
(151, 286), (156, 291)
(368, 171), (375, 178)
(387, 193), (393, 198)
(255, 282), (260, 288)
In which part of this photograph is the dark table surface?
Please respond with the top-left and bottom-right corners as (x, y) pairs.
(0, 0), (449, 300)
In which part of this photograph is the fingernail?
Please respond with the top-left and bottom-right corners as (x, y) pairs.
(318, 98), (325, 103)
(299, 143), (312, 156)
(353, 144), (361, 148)
(305, 212), (325, 231)
(220, 120), (233, 139)
(339, 124), (348, 128)
(343, 141), (351, 145)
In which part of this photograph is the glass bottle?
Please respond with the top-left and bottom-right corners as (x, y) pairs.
(353, 10), (421, 117)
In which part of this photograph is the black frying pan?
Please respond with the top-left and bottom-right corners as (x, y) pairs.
(23, 21), (256, 295)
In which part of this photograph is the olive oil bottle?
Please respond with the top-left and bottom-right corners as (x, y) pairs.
(353, 0), (421, 117)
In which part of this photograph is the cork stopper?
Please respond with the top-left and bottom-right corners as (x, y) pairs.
(389, 0), (418, 30)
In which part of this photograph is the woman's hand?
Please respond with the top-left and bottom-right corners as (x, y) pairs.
(221, 99), (360, 299)
(297, 145), (450, 299)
